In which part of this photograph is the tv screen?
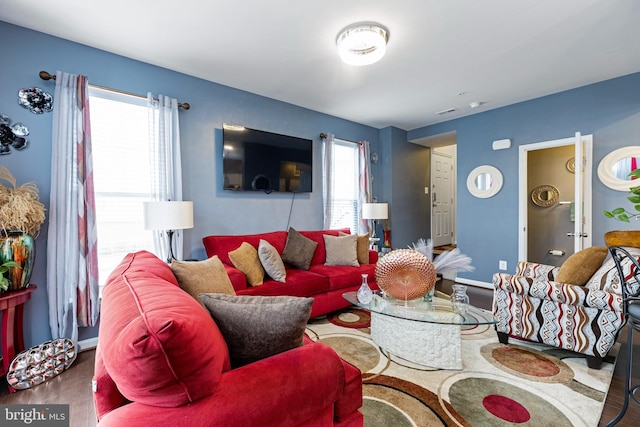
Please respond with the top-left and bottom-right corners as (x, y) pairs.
(223, 125), (313, 193)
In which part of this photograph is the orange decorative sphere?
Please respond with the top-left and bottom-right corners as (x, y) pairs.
(375, 249), (437, 300)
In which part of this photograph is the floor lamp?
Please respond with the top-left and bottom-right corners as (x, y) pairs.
(143, 201), (194, 263)
(362, 202), (388, 250)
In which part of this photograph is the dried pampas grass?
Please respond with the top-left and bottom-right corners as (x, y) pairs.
(0, 166), (46, 236)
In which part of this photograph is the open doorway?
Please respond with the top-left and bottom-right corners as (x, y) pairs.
(518, 133), (593, 264)
(409, 131), (457, 247)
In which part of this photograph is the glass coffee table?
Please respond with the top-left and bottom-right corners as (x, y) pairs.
(343, 290), (496, 370)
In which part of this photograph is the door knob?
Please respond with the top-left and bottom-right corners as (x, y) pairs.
(566, 232), (589, 237)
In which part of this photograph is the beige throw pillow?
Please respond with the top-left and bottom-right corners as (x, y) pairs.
(281, 227), (318, 270)
(171, 256), (236, 306)
(556, 246), (608, 286)
(324, 234), (359, 267)
(258, 239), (286, 282)
(340, 231), (370, 264)
(228, 242), (265, 286)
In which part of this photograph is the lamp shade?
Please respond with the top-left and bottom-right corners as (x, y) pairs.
(362, 202), (388, 220)
(143, 201), (194, 231)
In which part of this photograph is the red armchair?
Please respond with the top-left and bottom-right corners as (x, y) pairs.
(93, 251), (363, 426)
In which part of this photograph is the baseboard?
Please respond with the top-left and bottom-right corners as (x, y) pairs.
(455, 277), (493, 290)
(78, 337), (98, 352)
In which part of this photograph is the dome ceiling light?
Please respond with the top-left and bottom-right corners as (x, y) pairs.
(336, 23), (389, 66)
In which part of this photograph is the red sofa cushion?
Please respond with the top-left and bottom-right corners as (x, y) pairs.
(95, 342), (354, 427)
(98, 251), (230, 408)
(203, 231), (287, 266)
(237, 268), (329, 297)
(310, 263), (377, 291)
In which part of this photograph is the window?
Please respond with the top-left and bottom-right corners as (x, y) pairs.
(326, 139), (360, 232)
(89, 88), (155, 287)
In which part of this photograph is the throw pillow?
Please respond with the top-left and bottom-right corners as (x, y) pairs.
(340, 231), (370, 264)
(198, 294), (314, 367)
(258, 239), (287, 282)
(228, 242), (265, 286)
(171, 256), (236, 305)
(556, 246), (609, 286)
(324, 234), (359, 267)
(281, 227), (318, 270)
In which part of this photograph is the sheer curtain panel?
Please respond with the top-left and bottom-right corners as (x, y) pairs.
(47, 71), (100, 342)
(147, 94), (185, 260)
(322, 133), (336, 229)
(359, 140), (373, 234)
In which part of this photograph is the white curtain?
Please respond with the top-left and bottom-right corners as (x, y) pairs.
(322, 133), (336, 229)
(358, 140), (373, 234)
(47, 71), (100, 342)
(147, 94), (184, 259)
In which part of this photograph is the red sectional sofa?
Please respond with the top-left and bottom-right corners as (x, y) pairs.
(94, 250), (364, 426)
(202, 228), (378, 318)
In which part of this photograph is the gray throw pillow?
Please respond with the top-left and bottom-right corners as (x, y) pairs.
(324, 234), (359, 266)
(258, 239), (287, 282)
(281, 227), (318, 270)
(198, 294), (314, 367)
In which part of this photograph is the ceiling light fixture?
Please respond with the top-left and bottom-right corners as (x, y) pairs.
(336, 23), (389, 66)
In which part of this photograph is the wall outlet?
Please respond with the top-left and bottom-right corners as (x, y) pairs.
(499, 260), (507, 271)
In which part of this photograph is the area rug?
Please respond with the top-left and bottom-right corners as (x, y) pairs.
(308, 308), (618, 427)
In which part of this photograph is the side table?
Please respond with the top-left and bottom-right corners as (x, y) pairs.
(0, 285), (36, 388)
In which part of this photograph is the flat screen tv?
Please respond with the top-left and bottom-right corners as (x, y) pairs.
(222, 125), (313, 193)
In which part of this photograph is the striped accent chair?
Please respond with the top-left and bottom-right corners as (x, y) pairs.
(492, 248), (640, 369)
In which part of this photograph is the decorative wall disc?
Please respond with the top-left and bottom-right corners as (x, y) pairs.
(0, 114), (29, 154)
(18, 87), (53, 114)
(530, 185), (560, 207)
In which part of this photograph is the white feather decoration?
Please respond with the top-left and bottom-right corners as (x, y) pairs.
(409, 238), (475, 273)
(433, 249), (475, 273)
(410, 238), (433, 261)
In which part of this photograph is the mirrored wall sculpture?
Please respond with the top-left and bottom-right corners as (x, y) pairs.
(0, 115), (29, 155)
(597, 146), (640, 191)
(18, 87), (53, 114)
(531, 184), (560, 207)
(466, 165), (503, 198)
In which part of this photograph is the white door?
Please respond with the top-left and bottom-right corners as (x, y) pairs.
(432, 151), (454, 247)
(518, 133), (593, 260)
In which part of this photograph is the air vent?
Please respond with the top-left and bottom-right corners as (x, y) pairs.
(436, 107), (457, 115)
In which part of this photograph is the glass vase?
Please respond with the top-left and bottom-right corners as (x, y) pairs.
(0, 230), (35, 292)
(450, 284), (469, 314)
(357, 273), (373, 304)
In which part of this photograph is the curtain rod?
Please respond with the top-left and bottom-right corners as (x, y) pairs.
(39, 71), (190, 110)
(319, 133), (361, 145)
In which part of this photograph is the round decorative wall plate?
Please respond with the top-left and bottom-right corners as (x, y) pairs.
(531, 185), (560, 207)
(18, 87), (53, 114)
(370, 151), (379, 164)
(566, 157), (575, 173)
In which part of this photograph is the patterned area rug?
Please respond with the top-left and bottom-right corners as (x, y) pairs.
(309, 308), (618, 426)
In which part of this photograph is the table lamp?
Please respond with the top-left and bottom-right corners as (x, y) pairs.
(143, 201), (194, 263)
(362, 202), (388, 249)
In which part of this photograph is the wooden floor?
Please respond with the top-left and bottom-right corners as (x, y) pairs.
(0, 281), (638, 427)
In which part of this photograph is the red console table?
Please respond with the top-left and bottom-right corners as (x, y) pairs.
(0, 285), (36, 384)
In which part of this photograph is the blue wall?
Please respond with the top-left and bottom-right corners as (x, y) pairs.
(0, 21), (379, 346)
(408, 72), (640, 284)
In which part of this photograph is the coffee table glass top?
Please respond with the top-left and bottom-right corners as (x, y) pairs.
(343, 290), (496, 326)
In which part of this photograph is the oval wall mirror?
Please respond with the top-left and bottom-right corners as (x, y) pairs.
(466, 165), (503, 198)
(597, 146), (640, 191)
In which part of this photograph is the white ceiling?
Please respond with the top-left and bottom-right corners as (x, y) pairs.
(2, 0), (639, 131)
